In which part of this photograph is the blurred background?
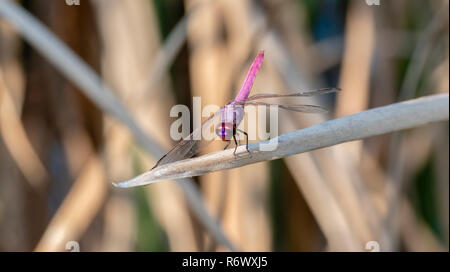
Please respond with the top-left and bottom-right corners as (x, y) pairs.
(0, 0), (448, 252)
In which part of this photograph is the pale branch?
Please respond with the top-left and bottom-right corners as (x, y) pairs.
(116, 93), (449, 188)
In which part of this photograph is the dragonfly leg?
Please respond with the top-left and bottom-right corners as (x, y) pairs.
(237, 129), (252, 157)
(223, 141), (230, 150)
(232, 134), (238, 157)
(235, 132), (241, 146)
(232, 120), (239, 158)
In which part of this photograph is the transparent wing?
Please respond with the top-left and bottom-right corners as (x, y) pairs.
(152, 106), (224, 169)
(244, 87), (340, 102)
(243, 101), (328, 113)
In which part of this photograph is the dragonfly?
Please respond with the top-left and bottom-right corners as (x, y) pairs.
(152, 50), (339, 169)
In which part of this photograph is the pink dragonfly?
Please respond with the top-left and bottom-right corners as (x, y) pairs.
(153, 50), (339, 169)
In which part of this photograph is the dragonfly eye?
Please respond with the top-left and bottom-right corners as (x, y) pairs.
(215, 123), (234, 141)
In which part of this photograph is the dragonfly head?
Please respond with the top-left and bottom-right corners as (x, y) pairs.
(215, 122), (234, 141)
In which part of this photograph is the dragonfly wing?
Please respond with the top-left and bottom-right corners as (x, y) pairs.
(244, 87), (340, 102)
(151, 138), (200, 169)
(152, 107), (223, 169)
(244, 101), (329, 113)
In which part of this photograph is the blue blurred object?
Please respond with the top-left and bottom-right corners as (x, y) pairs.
(313, 0), (345, 41)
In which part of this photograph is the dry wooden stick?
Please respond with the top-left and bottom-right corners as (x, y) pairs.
(0, 68), (49, 190)
(116, 93), (449, 187)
